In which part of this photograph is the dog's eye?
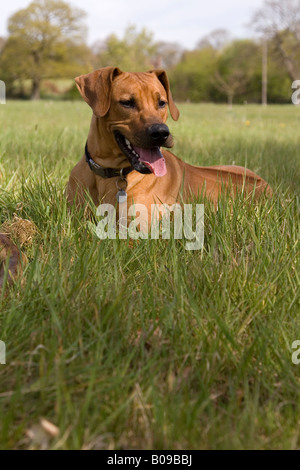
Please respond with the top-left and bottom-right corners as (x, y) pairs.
(119, 99), (136, 109)
(158, 100), (167, 109)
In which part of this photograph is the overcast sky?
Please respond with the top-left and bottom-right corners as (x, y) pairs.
(0, 0), (265, 49)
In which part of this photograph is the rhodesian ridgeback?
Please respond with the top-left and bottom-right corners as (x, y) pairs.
(67, 67), (271, 219)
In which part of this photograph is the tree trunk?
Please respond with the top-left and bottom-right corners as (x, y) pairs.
(262, 39), (268, 106)
(31, 77), (41, 100)
(274, 33), (298, 81)
(227, 94), (233, 110)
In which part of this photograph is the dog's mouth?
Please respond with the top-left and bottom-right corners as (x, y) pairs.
(114, 132), (167, 177)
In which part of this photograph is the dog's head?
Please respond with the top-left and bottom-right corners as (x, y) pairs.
(75, 67), (180, 176)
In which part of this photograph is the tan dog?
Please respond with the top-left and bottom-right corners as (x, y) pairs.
(67, 67), (271, 219)
(0, 68), (271, 283)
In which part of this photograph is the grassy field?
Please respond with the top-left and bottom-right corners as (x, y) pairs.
(0, 101), (299, 450)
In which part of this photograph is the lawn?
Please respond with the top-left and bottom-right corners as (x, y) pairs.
(0, 101), (299, 450)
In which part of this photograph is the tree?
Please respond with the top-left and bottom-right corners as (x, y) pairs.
(169, 47), (218, 102)
(168, 32), (291, 104)
(251, 0), (300, 80)
(0, 0), (91, 99)
(196, 29), (232, 51)
(0, 38), (5, 53)
(93, 25), (158, 72)
(154, 41), (183, 69)
(214, 71), (248, 109)
(212, 40), (261, 107)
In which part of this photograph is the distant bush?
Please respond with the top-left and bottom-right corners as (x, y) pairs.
(62, 83), (81, 101)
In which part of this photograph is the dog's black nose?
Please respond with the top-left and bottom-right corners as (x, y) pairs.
(147, 124), (170, 145)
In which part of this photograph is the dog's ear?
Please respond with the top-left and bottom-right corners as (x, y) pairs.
(149, 69), (180, 121)
(75, 67), (122, 117)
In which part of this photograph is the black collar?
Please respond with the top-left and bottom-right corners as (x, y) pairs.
(85, 142), (134, 178)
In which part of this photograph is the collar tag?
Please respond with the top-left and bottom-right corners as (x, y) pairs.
(116, 172), (128, 204)
(116, 189), (127, 203)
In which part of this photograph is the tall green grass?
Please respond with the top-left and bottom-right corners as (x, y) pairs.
(0, 101), (299, 449)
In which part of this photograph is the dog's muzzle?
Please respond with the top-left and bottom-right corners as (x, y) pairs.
(114, 124), (172, 177)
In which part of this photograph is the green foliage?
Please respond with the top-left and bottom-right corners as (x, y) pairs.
(169, 48), (218, 102)
(170, 38), (293, 104)
(213, 40), (260, 103)
(264, 41), (293, 103)
(0, 0), (91, 99)
(93, 25), (158, 72)
(0, 2), (297, 104)
(251, 0), (300, 81)
(62, 82), (81, 100)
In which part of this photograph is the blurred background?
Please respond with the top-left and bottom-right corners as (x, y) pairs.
(0, 0), (299, 104)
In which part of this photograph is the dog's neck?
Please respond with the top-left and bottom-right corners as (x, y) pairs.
(86, 115), (130, 170)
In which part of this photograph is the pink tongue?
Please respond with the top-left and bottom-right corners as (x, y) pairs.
(133, 146), (167, 176)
